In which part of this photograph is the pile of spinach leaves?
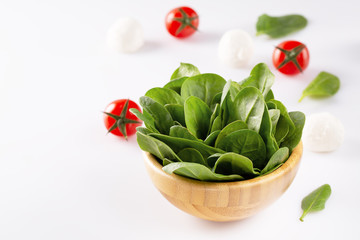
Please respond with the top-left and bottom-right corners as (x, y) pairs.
(131, 63), (305, 182)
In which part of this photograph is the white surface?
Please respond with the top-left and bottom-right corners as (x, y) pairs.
(0, 0), (359, 239)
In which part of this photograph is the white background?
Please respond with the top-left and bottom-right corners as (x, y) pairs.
(1, 0), (360, 239)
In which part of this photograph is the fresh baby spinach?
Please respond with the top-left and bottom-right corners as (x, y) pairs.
(136, 131), (181, 162)
(280, 111), (305, 152)
(216, 129), (266, 169)
(164, 104), (185, 126)
(145, 87), (183, 106)
(134, 63), (305, 182)
(240, 63), (275, 97)
(299, 71), (340, 102)
(139, 96), (174, 135)
(177, 148), (207, 166)
(213, 153), (260, 178)
(184, 96), (212, 140)
(300, 184), (332, 222)
(232, 87), (265, 133)
(163, 162), (244, 182)
(256, 14), (308, 38)
(170, 62), (200, 80)
(261, 147), (289, 175)
(181, 73), (226, 107)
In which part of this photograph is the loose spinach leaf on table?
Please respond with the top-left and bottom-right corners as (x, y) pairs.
(299, 71), (340, 102)
(300, 184), (331, 222)
(170, 62), (200, 80)
(163, 162), (244, 182)
(256, 14), (307, 38)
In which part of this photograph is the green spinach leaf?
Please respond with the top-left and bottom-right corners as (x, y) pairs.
(140, 96), (174, 135)
(259, 106), (279, 160)
(268, 109), (280, 135)
(264, 89), (275, 101)
(274, 116), (290, 144)
(163, 77), (187, 94)
(164, 104), (185, 127)
(213, 153), (259, 178)
(215, 120), (248, 148)
(204, 130), (220, 146)
(268, 99), (295, 135)
(169, 125), (198, 141)
(136, 132), (181, 162)
(181, 73), (226, 107)
(239, 63), (275, 97)
(184, 96), (212, 140)
(163, 162), (244, 182)
(256, 14), (307, 38)
(261, 147), (289, 175)
(216, 129), (267, 169)
(280, 111), (305, 152)
(150, 133), (225, 159)
(299, 72), (340, 102)
(233, 87), (265, 133)
(145, 87), (183, 106)
(170, 63), (200, 80)
(208, 103), (220, 135)
(135, 126), (153, 135)
(300, 184), (331, 222)
(130, 108), (159, 133)
(177, 148), (207, 166)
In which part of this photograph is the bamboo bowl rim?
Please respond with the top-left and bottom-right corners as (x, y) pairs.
(144, 141), (303, 189)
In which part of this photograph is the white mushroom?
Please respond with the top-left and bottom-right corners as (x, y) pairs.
(107, 17), (144, 53)
(218, 29), (254, 68)
(303, 112), (344, 152)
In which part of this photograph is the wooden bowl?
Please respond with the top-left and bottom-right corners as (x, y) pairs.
(143, 142), (303, 222)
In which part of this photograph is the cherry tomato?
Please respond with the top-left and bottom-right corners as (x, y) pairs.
(272, 40), (310, 75)
(103, 99), (142, 139)
(165, 6), (199, 38)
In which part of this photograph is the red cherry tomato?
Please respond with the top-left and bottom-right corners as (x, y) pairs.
(272, 40), (310, 75)
(165, 6), (199, 38)
(103, 99), (142, 139)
